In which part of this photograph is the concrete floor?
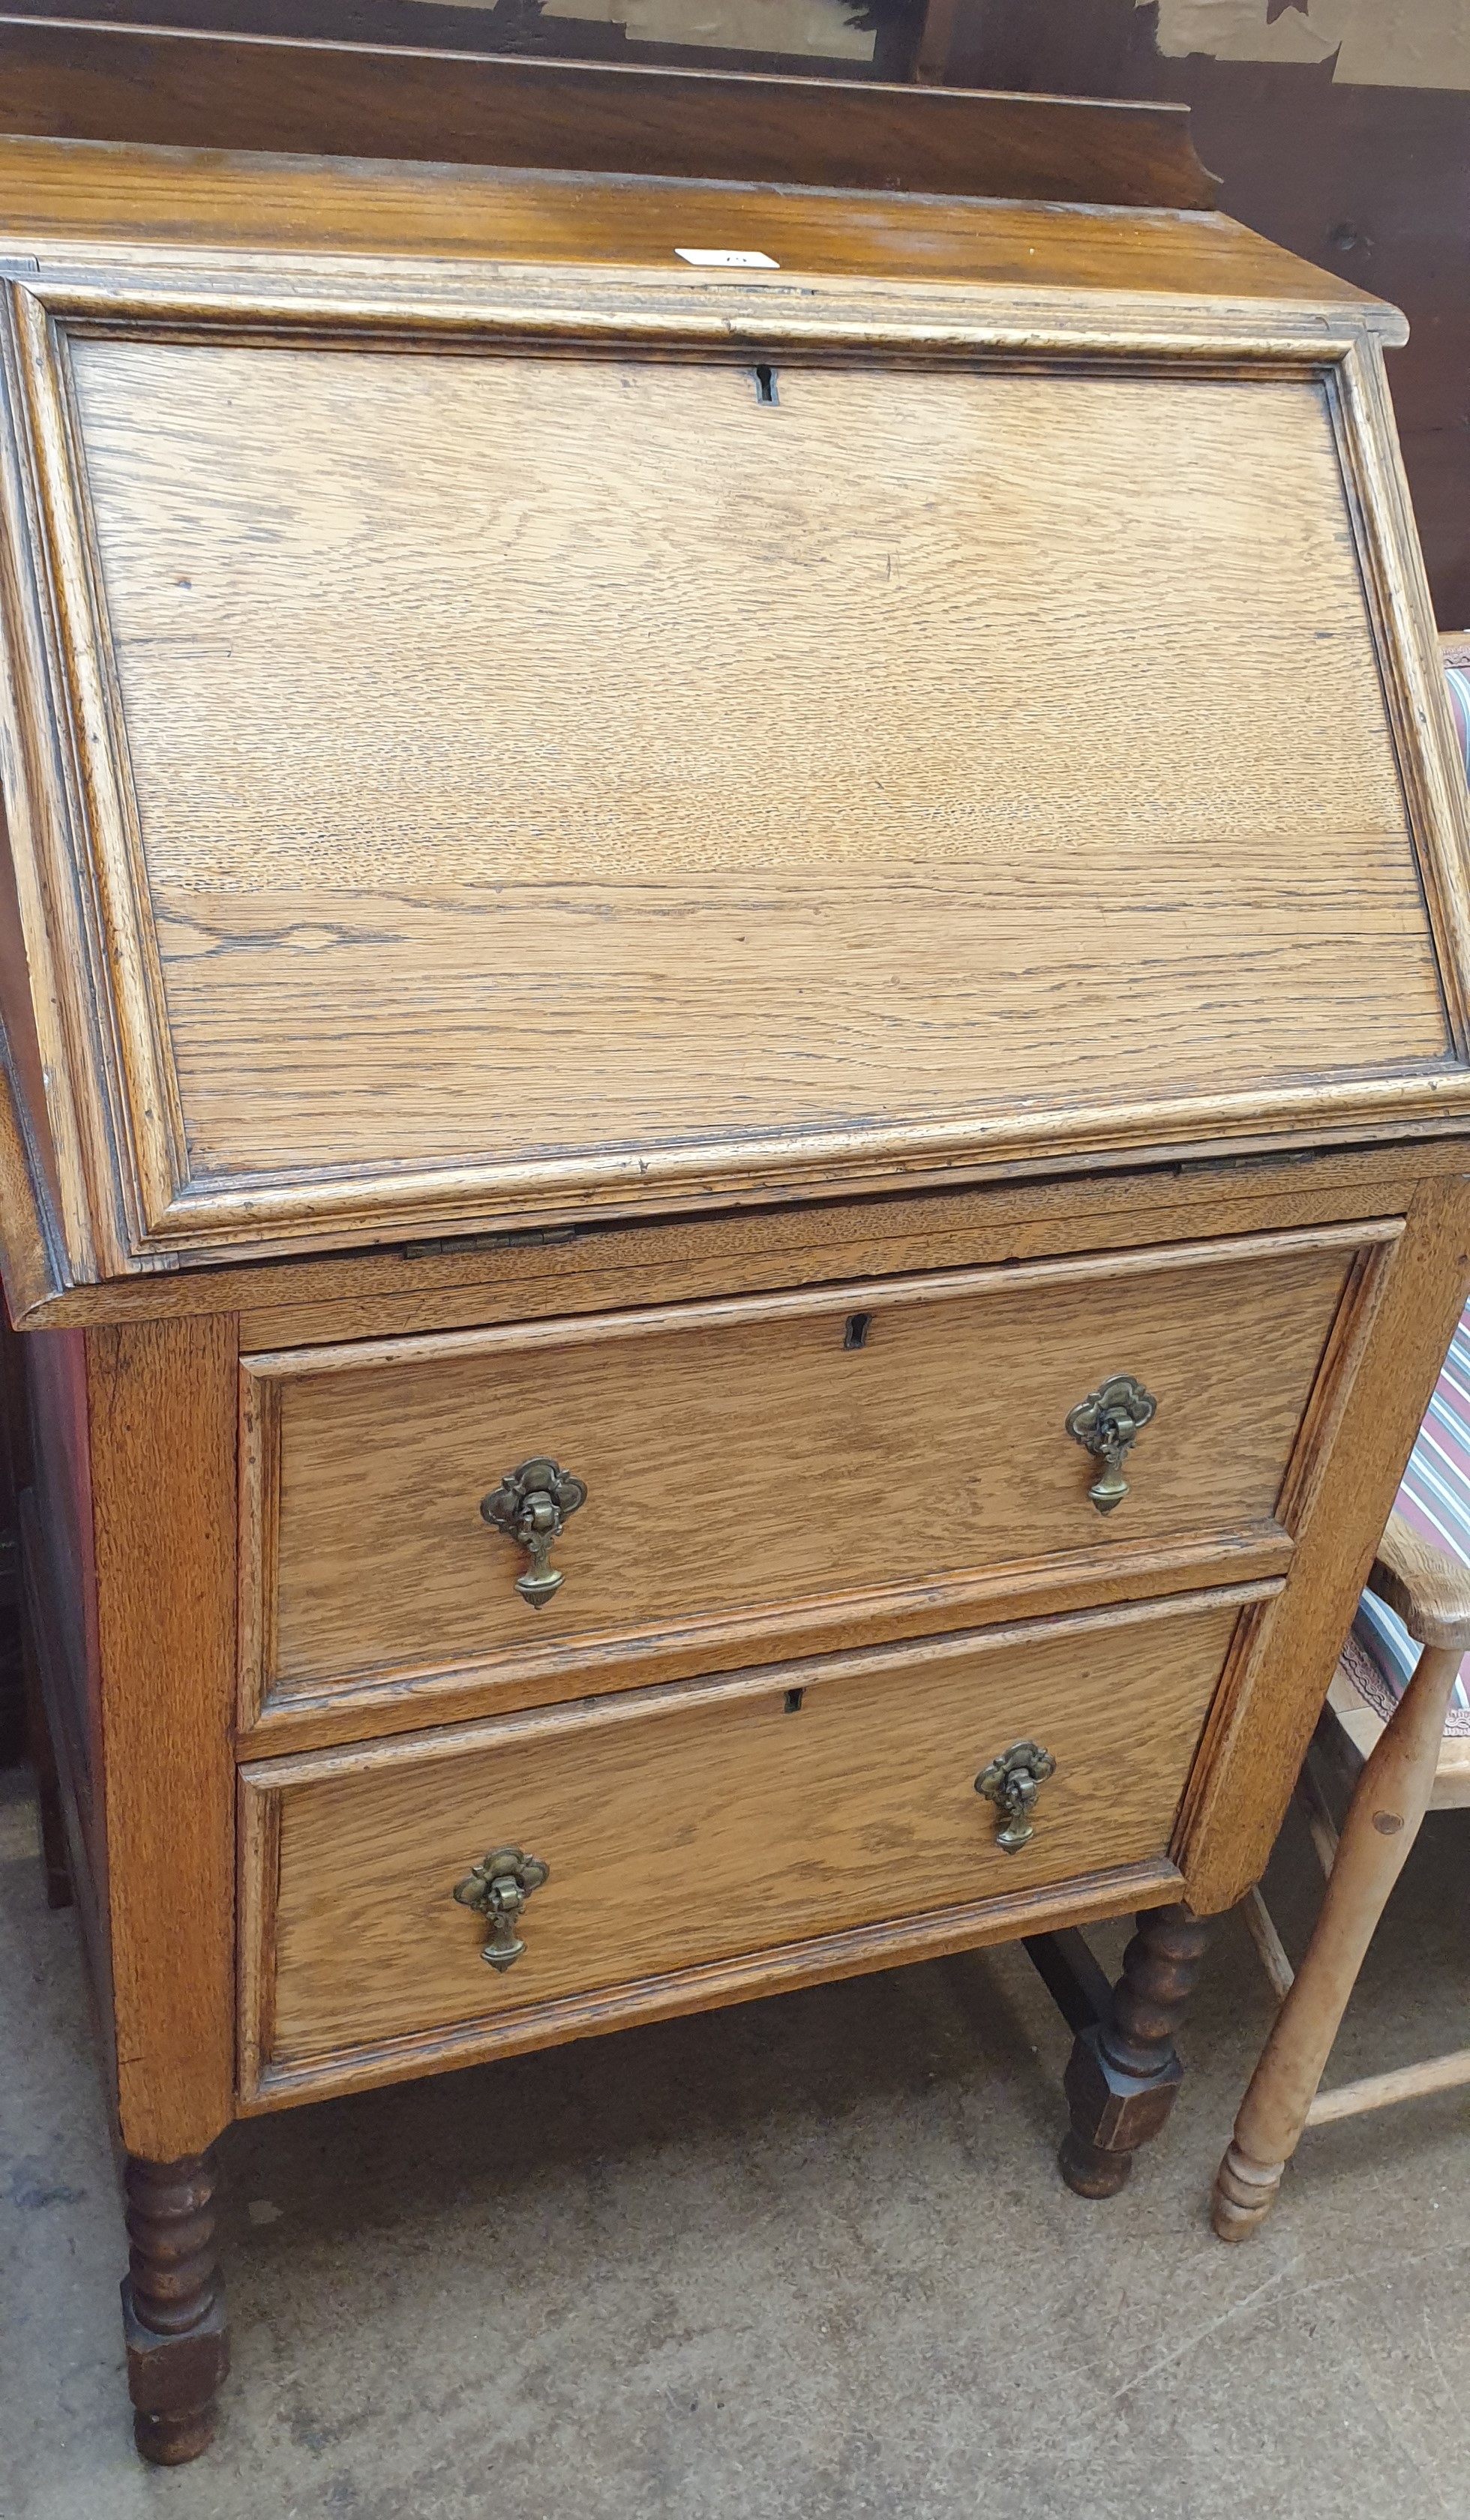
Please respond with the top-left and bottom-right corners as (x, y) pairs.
(2, 1768), (1468, 2520)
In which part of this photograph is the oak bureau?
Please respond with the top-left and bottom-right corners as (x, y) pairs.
(2, 119), (1469, 2463)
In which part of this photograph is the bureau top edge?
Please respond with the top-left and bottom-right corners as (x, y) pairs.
(0, 132), (1391, 319)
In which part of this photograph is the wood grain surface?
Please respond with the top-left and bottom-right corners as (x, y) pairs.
(244, 1226), (1375, 1709)
(242, 1853), (1186, 2113)
(0, 1132), (1451, 1333)
(0, 32), (1221, 208)
(24, 1323), (98, 1776)
(1177, 1171), (1470, 1911)
(0, 122), (1464, 2264)
(248, 1587), (1249, 2070)
(19, 1474), (116, 2092)
(1369, 1510), (1470, 1652)
(69, 344), (1440, 1204)
(243, 1526), (1294, 1756)
(1214, 1629), (1466, 2236)
(0, 137), (1337, 289)
(87, 1316), (237, 2155)
(1325, 1662), (1470, 1814)
(2, 174), (1464, 1276)
(1306, 2050), (1470, 2130)
(227, 1180), (1439, 1359)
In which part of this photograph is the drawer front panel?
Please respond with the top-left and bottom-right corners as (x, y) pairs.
(245, 1587), (1252, 2078)
(242, 1222), (1389, 1710)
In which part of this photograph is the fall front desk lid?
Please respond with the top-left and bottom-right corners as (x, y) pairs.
(0, 184), (1466, 1280)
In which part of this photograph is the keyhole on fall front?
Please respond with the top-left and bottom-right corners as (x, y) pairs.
(754, 363), (779, 405)
(844, 1312), (872, 1350)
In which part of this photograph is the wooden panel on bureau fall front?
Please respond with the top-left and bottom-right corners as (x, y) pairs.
(6, 239), (1466, 1280)
(240, 1220), (1394, 1723)
(240, 1584), (1262, 2098)
(83, 349), (1440, 1159)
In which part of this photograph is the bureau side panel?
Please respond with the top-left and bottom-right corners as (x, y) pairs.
(20, 1320), (113, 2066)
(86, 1314), (237, 2155)
(0, 791), (63, 1275)
(1177, 1167), (1470, 1909)
(24, 1327), (97, 1789)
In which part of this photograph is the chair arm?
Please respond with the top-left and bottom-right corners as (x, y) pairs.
(1366, 1511), (1470, 1652)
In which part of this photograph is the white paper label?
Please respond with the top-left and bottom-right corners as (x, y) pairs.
(674, 248), (780, 268)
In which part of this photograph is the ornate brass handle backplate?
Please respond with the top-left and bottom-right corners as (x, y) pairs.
(454, 1846), (550, 1971)
(481, 1456), (587, 1610)
(1065, 1372), (1157, 1515)
(975, 1741), (1056, 1852)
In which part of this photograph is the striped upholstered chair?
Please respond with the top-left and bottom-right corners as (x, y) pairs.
(1211, 644), (1470, 2239)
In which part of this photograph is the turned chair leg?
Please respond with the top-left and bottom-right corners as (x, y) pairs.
(1213, 1640), (1462, 2241)
(122, 2149), (230, 2463)
(1058, 1901), (1210, 2197)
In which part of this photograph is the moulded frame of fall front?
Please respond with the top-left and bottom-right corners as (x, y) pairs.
(0, 260), (1466, 1278)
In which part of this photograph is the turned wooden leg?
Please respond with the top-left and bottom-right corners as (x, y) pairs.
(1058, 1901), (1210, 2197)
(122, 2150), (230, 2463)
(1213, 1640), (1462, 2242)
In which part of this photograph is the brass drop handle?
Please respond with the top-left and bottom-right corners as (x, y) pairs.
(975, 1740), (1056, 1852)
(480, 1456), (587, 1610)
(454, 1846), (550, 1971)
(1065, 1372), (1157, 1515)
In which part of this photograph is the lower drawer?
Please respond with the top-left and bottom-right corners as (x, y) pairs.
(240, 1582), (1268, 2102)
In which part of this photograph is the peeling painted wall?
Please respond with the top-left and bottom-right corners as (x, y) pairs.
(543, 0), (873, 54)
(409, 0), (876, 56)
(1143, 0), (1470, 92)
(946, 0), (1470, 624)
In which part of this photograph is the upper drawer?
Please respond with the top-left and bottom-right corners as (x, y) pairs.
(241, 1220), (1394, 1721)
